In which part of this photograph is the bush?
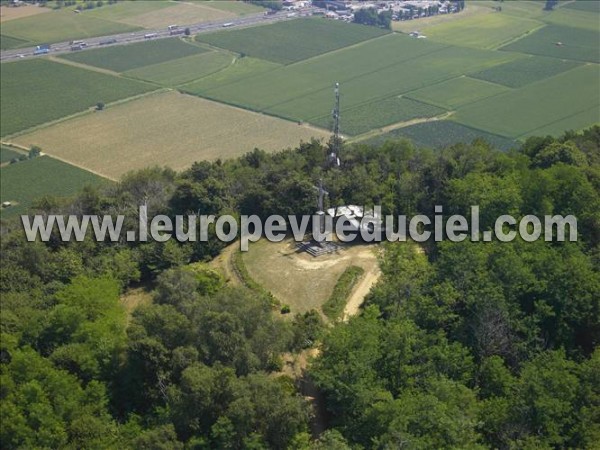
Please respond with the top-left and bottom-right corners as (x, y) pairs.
(322, 266), (364, 320)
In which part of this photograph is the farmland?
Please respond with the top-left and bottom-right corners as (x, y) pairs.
(196, 18), (390, 64)
(419, 12), (542, 50)
(0, 59), (156, 137)
(60, 38), (208, 73)
(0, 155), (107, 218)
(470, 55), (581, 88)
(454, 64), (600, 138)
(501, 24), (600, 63)
(406, 76), (509, 110)
(0, 8), (140, 49)
(186, 34), (516, 126)
(12, 91), (329, 179)
(313, 97), (445, 137)
(366, 120), (518, 151)
(0, 146), (25, 164)
(125, 51), (234, 86)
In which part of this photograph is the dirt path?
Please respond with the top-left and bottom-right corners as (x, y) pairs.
(349, 110), (454, 144)
(342, 263), (381, 321)
(209, 241), (243, 285)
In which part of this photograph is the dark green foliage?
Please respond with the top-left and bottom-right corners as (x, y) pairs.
(1, 126), (598, 449)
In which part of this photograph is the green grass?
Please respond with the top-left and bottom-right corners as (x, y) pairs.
(0, 35), (30, 50)
(406, 76), (509, 109)
(125, 51), (234, 86)
(0, 155), (107, 218)
(422, 11), (543, 50)
(0, 8), (140, 48)
(0, 146), (26, 164)
(564, 0), (600, 13)
(0, 59), (156, 137)
(543, 5), (600, 31)
(181, 56), (282, 92)
(313, 97), (446, 136)
(201, 1), (264, 15)
(366, 120), (518, 151)
(469, 55), (581, 88)
(455, 64), (600, 138)
(60, 38), (208, 73)
(196, 17), (389, 64)
(501, 24), (600, 63)
(83, 1), (173, 22)
(322, 266), (364, 321)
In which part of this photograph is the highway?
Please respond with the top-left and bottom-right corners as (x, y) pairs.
(0, 8), (321, 62)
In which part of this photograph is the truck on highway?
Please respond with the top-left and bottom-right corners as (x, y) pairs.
(33, 44), (50, 55)
(99, 38), (117, 46)
(144, 33), (158, 39)
(222, 22), (234, 27)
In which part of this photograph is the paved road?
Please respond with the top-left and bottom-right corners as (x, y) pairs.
(0, 8), (322, 62)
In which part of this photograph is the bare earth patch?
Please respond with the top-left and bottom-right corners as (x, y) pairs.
(242, 239), (380, 316)
(0, 5), (50, 23)
(14, 91), (328, 179)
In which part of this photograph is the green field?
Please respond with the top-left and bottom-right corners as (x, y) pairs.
(564, 0), (600, 13)
(0, 59), (156, 137)
(125, 51), (234, 86)
(422, 12), (543, 50)
(201, 1), (264, 15)
(469, 55), (581, 87)
(455, 65), (600, 138)
(501, 24), (600, 63)
(60, 38), (208, 73)
(0, 8), (140, 49)
(0, 155), (107, 218)
(0, 146), (25, 164)
(313, 97), (446, 136)
(196, 18), (389, 64)
(366, 120), (518, 151)
(406, 76), (509, 109)
(186, 33), (515, 126)
(0, 35), (29, 50)
(83, 0), (173, 22)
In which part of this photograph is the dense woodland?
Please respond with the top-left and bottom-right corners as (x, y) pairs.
(1, 127), (599, 449)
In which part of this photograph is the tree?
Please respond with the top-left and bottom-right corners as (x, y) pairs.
(96, 102), (105, 111)
(28, 145), (41, 158)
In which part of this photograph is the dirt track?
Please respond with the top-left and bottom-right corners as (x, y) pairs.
(342, 263), (381, 321)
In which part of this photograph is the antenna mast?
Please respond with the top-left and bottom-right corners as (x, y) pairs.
(328, 82), (341, 167)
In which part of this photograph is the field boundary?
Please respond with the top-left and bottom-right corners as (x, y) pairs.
(2, 87), (168, 141)
(349, 111), (453, 143)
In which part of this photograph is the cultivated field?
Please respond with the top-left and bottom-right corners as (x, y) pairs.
(455, 65), (600, 138)
(196, 18), (390, 64)
(501, 24), (600, 63)
(0, 8), (140, 49)
(83, 1), (174, 23)
(419, 12), (542, 50)
(60, 38), (208, 73)
(187, 34), (515, 125)
(470, 55), (581, 88)
(366, 120), (518, 151)
(0, 146), (25, 164)
(124, 51), (234, 86)
(312, 96), (445, 137)
(241, 239), (379, 316)
(0, 4), (50, 23)
(0, 155), (107, 218)
(0, 59), (156, 137)
(406, 76), (509, 110)
(12, 91), (329, 179)
(180, 56), (282, 92)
